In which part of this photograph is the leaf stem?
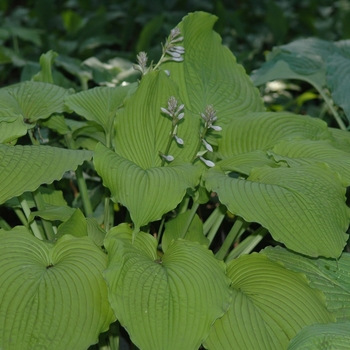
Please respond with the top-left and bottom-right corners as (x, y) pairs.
(215, 217), (249, 261)
(33, 188), (55, 241)
(205, 205), (226, 244)
(178, 202), (200, 239)
(225, 226), (268, 263)
(18, 195), (44, 240)
(0, 216), (11, 230)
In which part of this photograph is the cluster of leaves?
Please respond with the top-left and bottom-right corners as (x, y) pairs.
(1, 10), (350, 350)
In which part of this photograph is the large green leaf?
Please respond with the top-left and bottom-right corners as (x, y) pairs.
(104, 224), (231, 350)
(94, 143), (201, 231)
(204, 253), (335, 350)
(205, 163), (349, 258)
(163, 12), (264, 127)
(216, 111), (332, 158)
(263, 247), (350, 322)
(0, 144), (93, 204)
(0, 81), (73, 122)
(0, 228), (115, 349)
(114, 70), (199, 167)
(288, 321), (350, 349)
(65, 83), (137, 138)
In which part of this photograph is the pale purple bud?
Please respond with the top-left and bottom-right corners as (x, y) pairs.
(160, 153), (174, 162)
(210, 125), (222, 131)
(202, 139), (213, 152)
(164, 70), (170, 76)
(175, 135), (184, 145)
(199, 157), (215, 167)
(177, 112), (185, 120)
(161, 107), (172, 116)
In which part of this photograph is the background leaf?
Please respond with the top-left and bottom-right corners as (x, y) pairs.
(204, 253), (335, 350)
(104, 225), (231, 350)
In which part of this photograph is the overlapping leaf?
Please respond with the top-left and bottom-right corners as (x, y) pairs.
(94, 143), (201, 231)
(263, 247), (350, 322)
(0, 109), (27, 144)
(204, 253), (335, 350)
(0, 144), (93, 204)
(0, 228), (115, 350)
(205, 163), (349, 258)
(104, 225), (231, 350)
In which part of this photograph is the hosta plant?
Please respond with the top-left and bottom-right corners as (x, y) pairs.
(0, 11), (349, 350)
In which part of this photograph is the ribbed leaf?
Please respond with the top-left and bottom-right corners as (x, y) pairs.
(288, 321), (350, 349)
(271, 139), (350, 185)
(263, 247), (350, 322)
(65, 83), (137, 136)
(217, 112), (332, 158)
(114, 70), (198, 167)
(163, 12), (264, 126)
(104, 225), (231, 350)
(204, 254), (335, 350)
(205, 163), (349, 258)
(0, 229), (115, 349)
(94, 143), (201, 231)
(0, 81), (73, 122)
(329, 127), (350, 153)
(0, 109), (27, 144)
(0, 144), (93, 204)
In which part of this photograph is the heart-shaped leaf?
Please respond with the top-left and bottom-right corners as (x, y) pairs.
(0, 228), (115, 349)
(203, 253), (335, 350)
(104, 224), (231, 350)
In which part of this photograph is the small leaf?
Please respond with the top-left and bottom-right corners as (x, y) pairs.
(0, 229), (115, 349)
(104, 225), (231, 350)
(0, 109), (27, 144)
(0, 144), (93, 204)
(204, 253), (335, 350)
(162, 211), (209, 252)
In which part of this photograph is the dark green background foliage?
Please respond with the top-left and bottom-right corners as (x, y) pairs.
(1, 0), (350, 86)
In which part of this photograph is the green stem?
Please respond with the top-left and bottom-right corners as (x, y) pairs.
(178, 202), (200, 239)
(161, 124), (176, 166)
(225, 226), (268, 263)
(157, 216), (166, 243)
(306, 80), (348, 130)
(0, 216), (11, 230)
(75, 166), (93, 216)
(206, 205), (226, 245)
(104, 191), (111, 232)
(33, 188), (55, 241)
(64, 134), (93, 216)
(18, 195), (44, 240)
(215, 217), (248, 261)
(177, 195), (190, 214)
